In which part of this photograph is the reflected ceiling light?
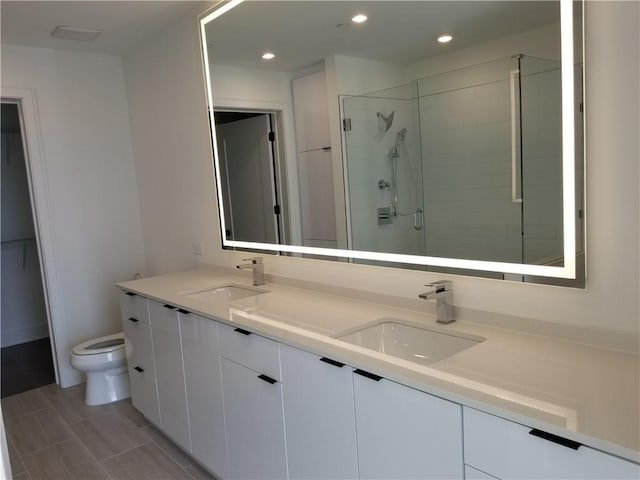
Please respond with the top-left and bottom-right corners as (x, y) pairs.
(437, 34), (453, 44)
(261, 52), (275, 60)
(351, 14), (368, 24)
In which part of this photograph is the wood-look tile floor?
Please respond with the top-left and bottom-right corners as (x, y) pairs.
(2, 384), (217, 480)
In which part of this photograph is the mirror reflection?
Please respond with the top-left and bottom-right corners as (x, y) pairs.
(203, 0), (584, 283)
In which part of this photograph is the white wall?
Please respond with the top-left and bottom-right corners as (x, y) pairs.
(123, 12), (219, 276)
(1, 45), (146, 386)
(332, 55), (408, 97)
(124, 2), (639, 335)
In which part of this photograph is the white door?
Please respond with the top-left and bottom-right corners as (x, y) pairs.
(216, 114), (278, 243)
(298, 149), (337, 246)
(121, 295), (160, 426)
(148, 301), (191, 452)
(280, 345), (358, 479)
(181, 313), (228, 478)
(220, 357), (288, 480)
(353, 371), (464, 479)
(292, 71), (331, 152)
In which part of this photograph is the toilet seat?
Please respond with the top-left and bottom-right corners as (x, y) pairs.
(72, 332), (125, 356)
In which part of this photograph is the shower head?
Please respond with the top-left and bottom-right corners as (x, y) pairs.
(376, 111), (395, 132)
(389, 128), (408, 158)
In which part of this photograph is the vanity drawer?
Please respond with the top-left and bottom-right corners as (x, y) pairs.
(120, 291), (150, 325)
(463, 407), (639, 479)
(218, 322), (281, 381)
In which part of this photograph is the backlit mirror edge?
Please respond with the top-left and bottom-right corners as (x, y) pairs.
(201, 0), (580, 281)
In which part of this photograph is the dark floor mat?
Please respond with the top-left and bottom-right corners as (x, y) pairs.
(1, 337), (56, 398)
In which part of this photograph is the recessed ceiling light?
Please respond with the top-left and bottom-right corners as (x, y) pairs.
(261, 52), (275, 60)
(437, 34), (453, 44)
(51, 25), (102, 42)
(351, 14), (368, 24)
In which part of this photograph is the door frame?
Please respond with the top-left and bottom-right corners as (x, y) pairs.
(212, 99), (300, 247)
(215, 112), (280, 244)
(1, 88), (65, 385)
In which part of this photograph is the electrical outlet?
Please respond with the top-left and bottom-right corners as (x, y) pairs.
(193, 242), (203, 256)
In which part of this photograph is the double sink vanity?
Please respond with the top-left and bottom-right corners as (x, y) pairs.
(118, 267), (639, 480)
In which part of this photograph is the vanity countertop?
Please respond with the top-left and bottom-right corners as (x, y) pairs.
(117, 268), (640, 463)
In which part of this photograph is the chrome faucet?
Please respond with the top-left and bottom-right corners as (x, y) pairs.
(418, 280), (454, 324)
(236, 257), (265, 286)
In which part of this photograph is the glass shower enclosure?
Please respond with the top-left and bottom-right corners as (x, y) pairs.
(342, 55), (581, 268)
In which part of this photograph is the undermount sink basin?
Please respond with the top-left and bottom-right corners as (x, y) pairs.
(183, 284), (268, 302)
(336, 318), (485, 366)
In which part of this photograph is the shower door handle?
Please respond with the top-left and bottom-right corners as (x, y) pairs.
(510, 68), (523, 204)
(413, 208), (424, 231)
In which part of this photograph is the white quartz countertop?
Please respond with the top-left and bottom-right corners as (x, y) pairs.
(117, 269), (640, 463)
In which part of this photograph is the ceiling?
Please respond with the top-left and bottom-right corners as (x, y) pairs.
(205, 1), (561, 72)
(1, 1), (208, 55)
(0, 1), (562, 67)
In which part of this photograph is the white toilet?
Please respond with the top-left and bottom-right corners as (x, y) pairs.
(70, 332), (131, 406)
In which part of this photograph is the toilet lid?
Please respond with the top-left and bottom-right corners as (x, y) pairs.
(72, 333), (125, 356)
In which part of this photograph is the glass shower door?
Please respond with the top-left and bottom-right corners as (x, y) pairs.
(342, 82), (426, 258)
(417, 56), (523, 264)
(520, 55), (584, 272)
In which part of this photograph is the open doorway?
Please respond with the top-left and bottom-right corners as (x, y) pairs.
(1, 102), (55, 397)
(213, 110), (292, 246)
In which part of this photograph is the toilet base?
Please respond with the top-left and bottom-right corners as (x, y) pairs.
(84, 366), (131, 406)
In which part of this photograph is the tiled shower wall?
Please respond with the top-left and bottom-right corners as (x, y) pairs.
(343, 83), (425, 257)
(419, 57), (523, 263)
(343, 56), (566, 265)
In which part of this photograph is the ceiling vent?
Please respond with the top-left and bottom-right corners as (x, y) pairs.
(51, 25), (102, 41)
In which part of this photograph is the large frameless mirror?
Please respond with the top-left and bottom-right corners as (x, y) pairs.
(200, 0), (584, 285)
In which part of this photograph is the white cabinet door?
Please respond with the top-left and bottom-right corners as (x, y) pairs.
(353, 370), (464, 479)
(280, 345), (358, 480)
(148, 301), (191, 452)
(181, 313), (228, 479)
(464, 407), (640, 480)
(121, 295), (160, 426)
(221, 357), (288, 480)
(293, 70), (331, 152)
(298, 149), (337, 244)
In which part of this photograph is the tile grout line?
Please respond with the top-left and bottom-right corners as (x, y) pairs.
(6, 432), (27, 478)
(64, 423), (117, 480)
(6, 385), (212, 479)
(139, 424), (200, 470)
(98, 439), (154, 464)
(2, 402), (55, 421)
(48, 387), (156, 472)
(12, 386), (119, 480)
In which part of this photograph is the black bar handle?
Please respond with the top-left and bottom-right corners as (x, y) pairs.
(529, 429), (581, 450)
(134, 366), (144, 373)
(354, 369), (383, 382)
(125, 292), (136, 297)
(257, 374), (277, 384)
(128, 317), (139, 323)
(177, 309), (190, 315)
(163, 304), (176, 310)
(234, 328), (252, 336)
(320, 357), (345, 368)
